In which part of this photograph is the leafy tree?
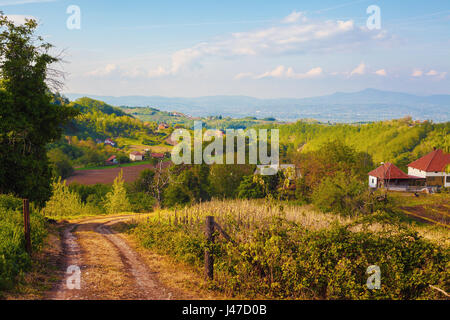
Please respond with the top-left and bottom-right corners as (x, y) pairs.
(293, 140), (373, 200)
(104, 170), (131, 214)
(209, 164), (254, 198)
(133, 169), (155, 194)
(117, 154), (131, 164)
(237, 175), (265, 199)
(44, 178), (87, 217)
(163, 165), (211, 207)
(0, 14), (78, 204)
(47, 148), (74, 179)
(68, 183), (111, 208)
(163, 183), (190, 207)
(127, 191), (155, 213)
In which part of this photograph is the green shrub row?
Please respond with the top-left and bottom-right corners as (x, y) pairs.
(133, 216), (449, 300)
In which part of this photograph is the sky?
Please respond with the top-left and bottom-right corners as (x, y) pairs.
(1, 0), (450, 98)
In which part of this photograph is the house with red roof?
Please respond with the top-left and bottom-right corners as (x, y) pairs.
(104, 138), (116, 147)
(158, 123), (170, 130)
(106, 155), (118, 165)
(368, 162), (425, 191)
(151, 153), (165, 159)
(407, 149), (450, 188)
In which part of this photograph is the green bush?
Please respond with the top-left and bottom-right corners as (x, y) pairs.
(128, 192), (155, 213)
(69, 183), (111, 209)
(0, 195), (47, 291)
(104, 171), (131, 214)
(44, 179), (95, 217)
(0, 194), (22, 212)
(132, 214), (449, 300)
(237, 176), (265, 199)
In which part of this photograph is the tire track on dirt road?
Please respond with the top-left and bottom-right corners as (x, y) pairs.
(48, 215), (174, 300)
(50, 224), (84, 300)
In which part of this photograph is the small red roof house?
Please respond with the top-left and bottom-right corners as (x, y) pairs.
(368, 162), (424, 190)
(407, 149), (450, 187)
(104, 139), (116, 147)
(151, 153), (165, 159)
(129, 151), (143, 162)
(158, 123), (170, 130)
(106, 155), (118, 165)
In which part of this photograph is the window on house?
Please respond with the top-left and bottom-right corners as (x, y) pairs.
(447, 176), (450, 183)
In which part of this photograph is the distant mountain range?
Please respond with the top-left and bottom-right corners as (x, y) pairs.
(65, 89), (450, 123)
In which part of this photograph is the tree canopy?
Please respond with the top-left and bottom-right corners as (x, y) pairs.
(0, 13), (78, 204)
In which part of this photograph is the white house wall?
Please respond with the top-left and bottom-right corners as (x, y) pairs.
(407, 167), (427, 178)
(408, 166), (449, 187)
(369, 176), (378, 188)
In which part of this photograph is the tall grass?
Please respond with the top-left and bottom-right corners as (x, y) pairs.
(0, 195), (47, 292)
(132, 199), (449, 299)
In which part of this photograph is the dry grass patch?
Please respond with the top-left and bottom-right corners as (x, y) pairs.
(111, 221), (229, 300)
(75, 223), (136, 299)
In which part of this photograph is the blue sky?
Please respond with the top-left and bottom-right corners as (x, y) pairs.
(2, 0), (450, 98)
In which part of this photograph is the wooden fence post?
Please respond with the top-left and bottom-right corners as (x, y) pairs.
(23, 199), (32, 256)
(205, 216), (215, 281)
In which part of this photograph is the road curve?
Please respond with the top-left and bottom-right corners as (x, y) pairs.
(48, 214), (174, 300)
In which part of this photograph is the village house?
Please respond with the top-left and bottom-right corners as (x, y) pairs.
(129, 151), (143, 162)
(407, 148), (450, 188)
(369, 149), (450, 192)
(151, 153), (165, 159)
(104, 138), (116, 147)
(158, 123), (170, 130)
(105, 155), (118, 165)
(368, 162), (425, 192)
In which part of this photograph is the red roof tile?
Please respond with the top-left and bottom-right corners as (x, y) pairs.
(130, 151), (143, 156)
(368, 162), (413, 180)
(151, 153), (165, 158)
(107, 155), (116, 161)
(408, 149), (450, 172)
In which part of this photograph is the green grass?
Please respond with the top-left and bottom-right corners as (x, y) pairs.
(390, 192), (449, 208)
(0, 195), (47, 292)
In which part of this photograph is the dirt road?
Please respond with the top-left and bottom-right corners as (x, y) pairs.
(47, 215), (180, 300)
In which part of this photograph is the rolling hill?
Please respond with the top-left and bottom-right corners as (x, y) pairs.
(65, 89), (450, 123)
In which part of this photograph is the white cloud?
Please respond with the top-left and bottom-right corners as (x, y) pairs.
(426, 70), (447, 80)
(411, 69), (447, 80)
(86, 64), (117, 77)
(0, 0), (55, 5)
(412, 69), (423, 77)
(147, 66), (170, 78)
(350, 62), (366, 76)
(282, 11), (306, 24)
(253, 65), (323, 80)
(288, 66), (323, 79)
(150, 12), (388, 75)
(375, 69), (387, 76)
(234, 72), (253, 80)
(5, 14), (37, 25)
(86, 63), (172, 79)
(255, 65), (287, 79)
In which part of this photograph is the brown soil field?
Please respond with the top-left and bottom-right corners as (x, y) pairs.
(65, 162), (171, 185)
